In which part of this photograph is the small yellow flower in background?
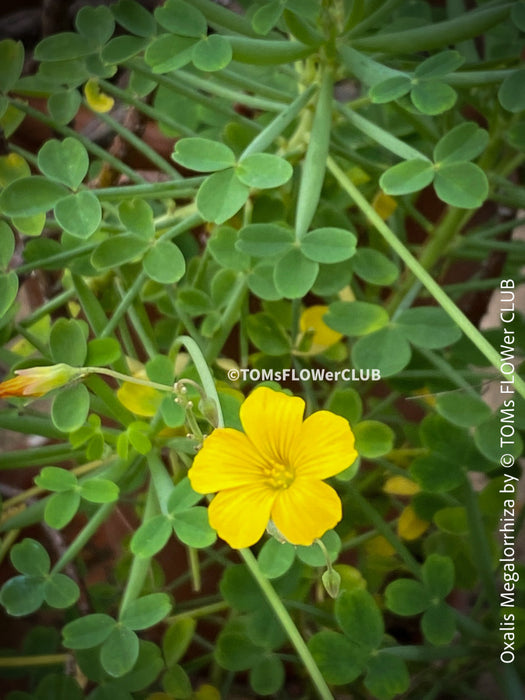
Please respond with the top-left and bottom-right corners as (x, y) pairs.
(348, 165), (370, 185)
(383, 475), (420, 496)
(299, 305), (343, 352)
(84, 78), (114, 113)
(0, 363), (82, 398)
(397, 504), (429, 541)
(372, 190), (397, 220)
(188, 386), (357, 549)
(365, 535), (396, 558)
(117, 381), (163, 417)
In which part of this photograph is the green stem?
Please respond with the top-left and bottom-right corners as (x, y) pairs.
(241, 85), (316, 159)
(188, 546), (202, 592)
(347, 485), (421, 577)
(147, 452), (175, 513)
(462, 480), (499, 609)
(16, 244), (98, 276)
(295, 65), (333, 239)
(415, 348), (480, 396)
(380, 645), (478, 661)
(0, 411), (63, 440)
(51, 503), (114, 574)
(499, 659), (525, 700)
(167, 601), (229, 623)
(336, 102), (430, 162)
(175, 335), (223, 427)
(99, 271), (146, 339)
(84, 100), (181, 178)
(119, 484), (158, 616)
(175, 69), (289, 112)
(351, 3), (511, 53)
(18, 289), (76, 327)
(0, 655), (69, 668)
(9, 99), (143, 183)
(191, 0), (259, 37)
(157, 212), (203, 243)
(228, 36), (313, 65)
(127, 61), (259, 133)
(91, 177), (205, 201)
(0, 528), (19, 566)
(83, 367), (173, 394)
(203, 275), (247, 366)
(71, 273), (110, 336)
(220, 66), (294, 101)
(99, 79), (195, 138)
(327, 156), (525, 400)
(346, 0), (406, 37)
(13, 324), (48, 356)
(338, 45), (402, 88)
(84, 374), (134, 427)
(0, 443), (81, 470)
(447, 69), (516, 86)
(240, 548), (334, 700)
(115, 276), (157, 358)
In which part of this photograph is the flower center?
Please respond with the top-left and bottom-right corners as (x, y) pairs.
(264, 458), (295, 490)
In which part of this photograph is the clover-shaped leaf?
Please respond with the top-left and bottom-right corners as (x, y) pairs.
(119, 593), (172, 631)
(35, 466), (119, 528)
(236, 223), (294, 258)
(385, 554), (456, 646)
(131, 478), (214, 555)
(0, 538), (80, 616)
(155, 0), (207, 37)
(236, 153), (292, 189)
(433, 122), (489, 164)
(10, 537), (50, 576)
(172, 138), (236, 172)
(414, 50), (465, 79)
(309, 588), (409, 697)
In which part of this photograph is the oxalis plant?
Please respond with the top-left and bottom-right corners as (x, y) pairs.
(0, 0), (524, 698)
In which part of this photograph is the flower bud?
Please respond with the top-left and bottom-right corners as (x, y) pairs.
(0, 363), (83, 398)
(322, 568), (341, 599)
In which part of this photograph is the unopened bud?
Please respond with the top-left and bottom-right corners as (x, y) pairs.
(322, 569), (341, 599)
(199, 396), (219, 428)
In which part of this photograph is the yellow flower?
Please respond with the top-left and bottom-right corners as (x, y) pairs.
(84, 78), (114, 113)
(188, 387), (357, 548)
(397, 505), (429, 541)
(299, 305), (343, 352)
(383, 475), (420, 496)
(0, 363), (82, 398)
(372, 190), (397, 220)
(117, 381), (163, 417)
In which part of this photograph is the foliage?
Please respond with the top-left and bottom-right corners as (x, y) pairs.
(0, 0), (524, 698)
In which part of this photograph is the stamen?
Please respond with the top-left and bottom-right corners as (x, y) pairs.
(264, 458), (295, 490)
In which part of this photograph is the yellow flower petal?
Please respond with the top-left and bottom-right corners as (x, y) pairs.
(240, 387), (305, 464)
(397, 505), (429, 541)
(188, 428), (267, 493)
(271, 478), (342, 546)
(291, 410), (357, 479)
(116, 382), (162, 417)
(208, 482), (276, 548)
(84, 78), (114, 113)
(300, 305), (343, 349)
(365, 535), (396, 557)
(383, 475), (420, 496)
(372, 190), (397, 220)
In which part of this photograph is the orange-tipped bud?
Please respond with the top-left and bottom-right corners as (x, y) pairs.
(0, 364), (83, 398)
